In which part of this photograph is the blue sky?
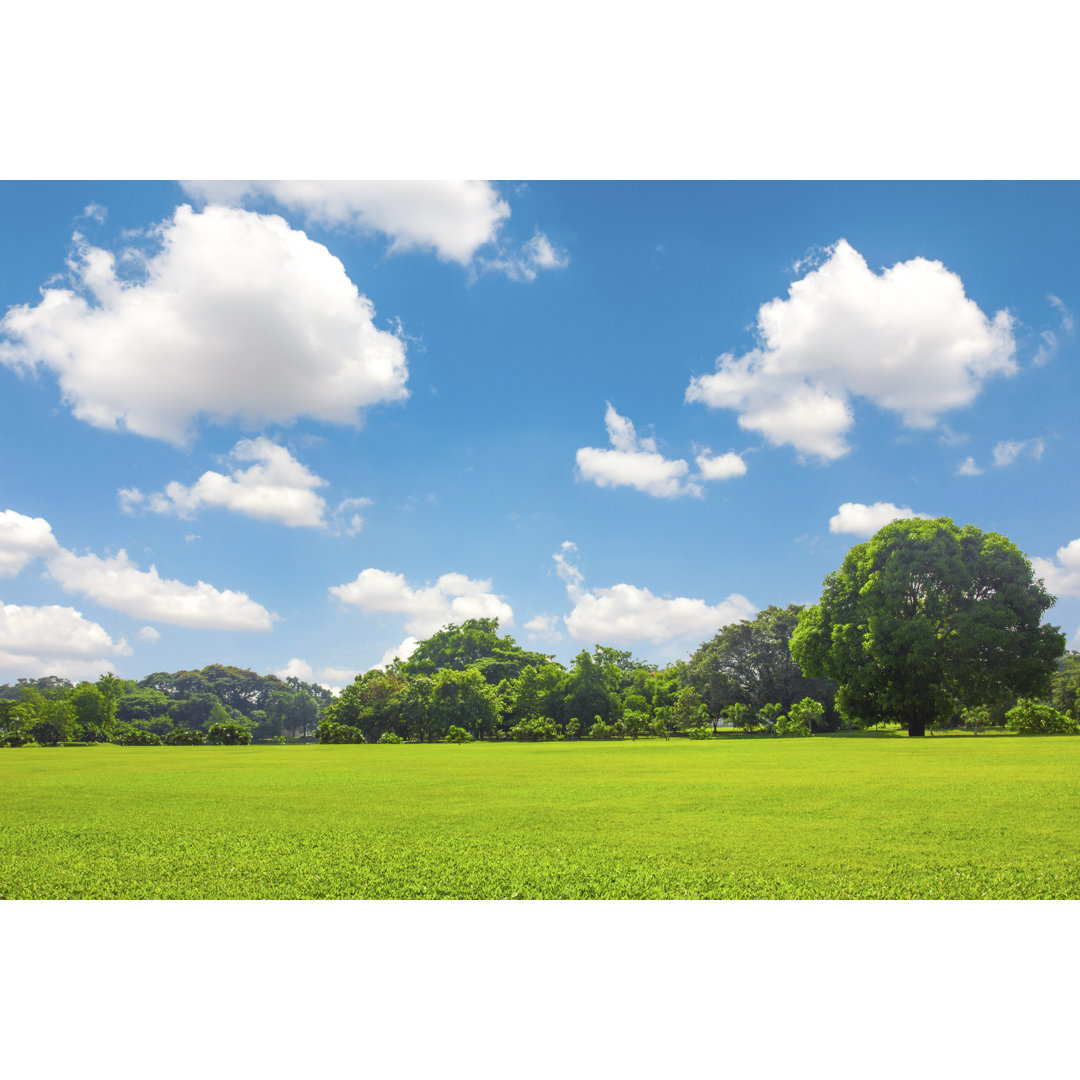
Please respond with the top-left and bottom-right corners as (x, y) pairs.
(1, 181), (1077, 688)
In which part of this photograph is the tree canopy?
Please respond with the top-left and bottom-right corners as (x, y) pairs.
(790, 517), (1065, 736)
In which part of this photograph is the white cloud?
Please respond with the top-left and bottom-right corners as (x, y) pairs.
(524, 614), (564, 645)
(0, 509), (59, 576)
(1032, 538), (1080, 599)
(79, 203), (107, 224)
(377, 637), (420, 670)
(330, 568), (513, 638)
(117, 488), (145, 514)
(0, 204), (409, 444)
(695, 449), (747, 481)
(686, 239), (1017, 461)
(476, 230), (570, 282)
(145, 437), (329, 528)
(320, 665), (361, 685)
(576, 404), (702, 498)
(332, 497), (372, 537)
(274, 657), (315, 682)
(553, 542), (755, 646)
(181, 180), (511, 265)
(956, 456), (984, 477)
(47, 548), (275, 631)
(829, 501), (933, 537)
(0, 601), (131, 681)
(1033, 330), (1059, 367)
(1049, 294), (1075, 335)
(138, 625), (161, 643)
(992, 438), (1044, 467)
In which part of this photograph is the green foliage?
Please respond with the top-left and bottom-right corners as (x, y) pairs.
(113, 728), (164, 746)
(589, 719), (615, 740)
(564, 717), (580, 739)
(377, 732), (404, 744)
(206, 722), (253, 746)
(0, 731), (37, 747)
(774, 697), (824, 737)
(267, 735), (287, 745)
(673, 686), (709, 731)
(1005, 699), (1077, 735)
(165, 727), (206, 745)
(650, 716), (669, 739)
(685, 726), (712, 740)
(443, 726), (474, 744)
(404, 619), (553, 685)
(316, 720), (364, 744)
(429, 667), (499, 740)
(724, 702), (752, 733)
(323, 668), (407, 743)
(960, 705), (990, 734)
(1050, 652), (1080, 718)
(757, 702), (785, 732)
(25, 693), (78, 746)
(507, 716), (562, 742)
(791, 518), (1065, 737)
(69, 683), (112, 741)
(685, 605), (838, 729)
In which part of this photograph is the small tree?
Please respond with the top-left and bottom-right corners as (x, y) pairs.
(961, 705), (989, 735)
(443, 726), (474, 744)
(377, 732), (404, 744)
(757, 702), (785, 734)
(565, 717), (580, 740)
(316, 720), (364, 744)
(776, 697), (823, 737)
(724, 703), (751, 733)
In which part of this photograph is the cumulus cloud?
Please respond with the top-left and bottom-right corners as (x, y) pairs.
(0, 509), (59, 576)
(686, 239), (1017, 461)
(138, 625), (161, 643)
(142, 437), (329, 528)
(376, 637), (420, 670)
(828, 501), (933, 537)
(273, 657), (360, 694)
(576, 404), (702, 498)
(956, 456), (984, 477)
(524, 614), (564, 644)
(181, 180), (512, 265)
(1032, 538), (1080, 599)
(552, 542), (754, 646)
(330, 568), (513, 638)
(0, 204), (409, 444)
(332, 497), (372, 537)
(992, 438), (1044, 467)
(695, 449), (747, 481)
(0, 601), (131, 681)
(47, 548), (274, 631)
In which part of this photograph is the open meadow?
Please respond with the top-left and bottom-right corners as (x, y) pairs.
(3, 735), (1079, 899)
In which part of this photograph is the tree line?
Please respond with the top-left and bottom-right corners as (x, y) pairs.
(1, 517), (1077, 747)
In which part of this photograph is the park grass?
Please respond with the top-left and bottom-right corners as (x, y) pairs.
(2, 735), (1079, 899)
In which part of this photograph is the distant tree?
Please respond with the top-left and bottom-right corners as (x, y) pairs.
(791, 518), (1065, 736)
(961, 705), (990, 735)
(1050, 653), (1080, 718)
(685, 605), (838, 728)
(206, 721), (253, 745)
(443, 726), (474, 744)
(757, 702), (785, 733)
(724, 702), (751, 733)
(562, 651), (616, 731)
(405, 619), (553, 685)
(69, 683), (111, 741)
(429, 668), (499, 740)
(776, 697), (823, 737)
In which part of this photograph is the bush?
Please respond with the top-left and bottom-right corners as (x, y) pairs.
(113, 728), (164, 746)
(508, 716), (562, 742)
(267, 734), (287, 745)
(0, 731), (38, 747)
(377, 732), (404, 744)
(316, 720), (364, 744)
(206, 722), (253, 745)
(443, 726), (473, 744)
(1005, 700), (1077, 735)
(166, 727), (206, 746)
(589, 719), (615, 740)
(685, 725), (712, 740)
(565, 718), (580, 739)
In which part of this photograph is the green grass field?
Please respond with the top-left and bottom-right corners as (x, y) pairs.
(2, 735), (1078, 899)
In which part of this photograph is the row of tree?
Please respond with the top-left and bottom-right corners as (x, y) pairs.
(1, 518), (1077, 746)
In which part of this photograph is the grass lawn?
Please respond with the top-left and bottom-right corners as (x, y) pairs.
(2, 735), (1078, 899)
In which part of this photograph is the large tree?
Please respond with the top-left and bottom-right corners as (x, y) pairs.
(790, 518), (1065, 737)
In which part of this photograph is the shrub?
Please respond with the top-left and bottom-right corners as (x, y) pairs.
(206, 722), (253, 746)
(0, 731), (38, 748)
(685, 725), (712, 740)
(589, 719), (615, 740)
(377, 732), (404, 744)
(166, 727), (206, 746)
(1005, 700), (1077, 735)
(267, 734), (287, 745)
(113, 728), (164, 746)
(508, 716), (562, 742)
(565, 718), (580, 739)
(315, 720), (364, 744)
(443, 726), (474, 744)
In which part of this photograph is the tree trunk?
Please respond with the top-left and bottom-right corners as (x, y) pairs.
(907, 714), (926, 737)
